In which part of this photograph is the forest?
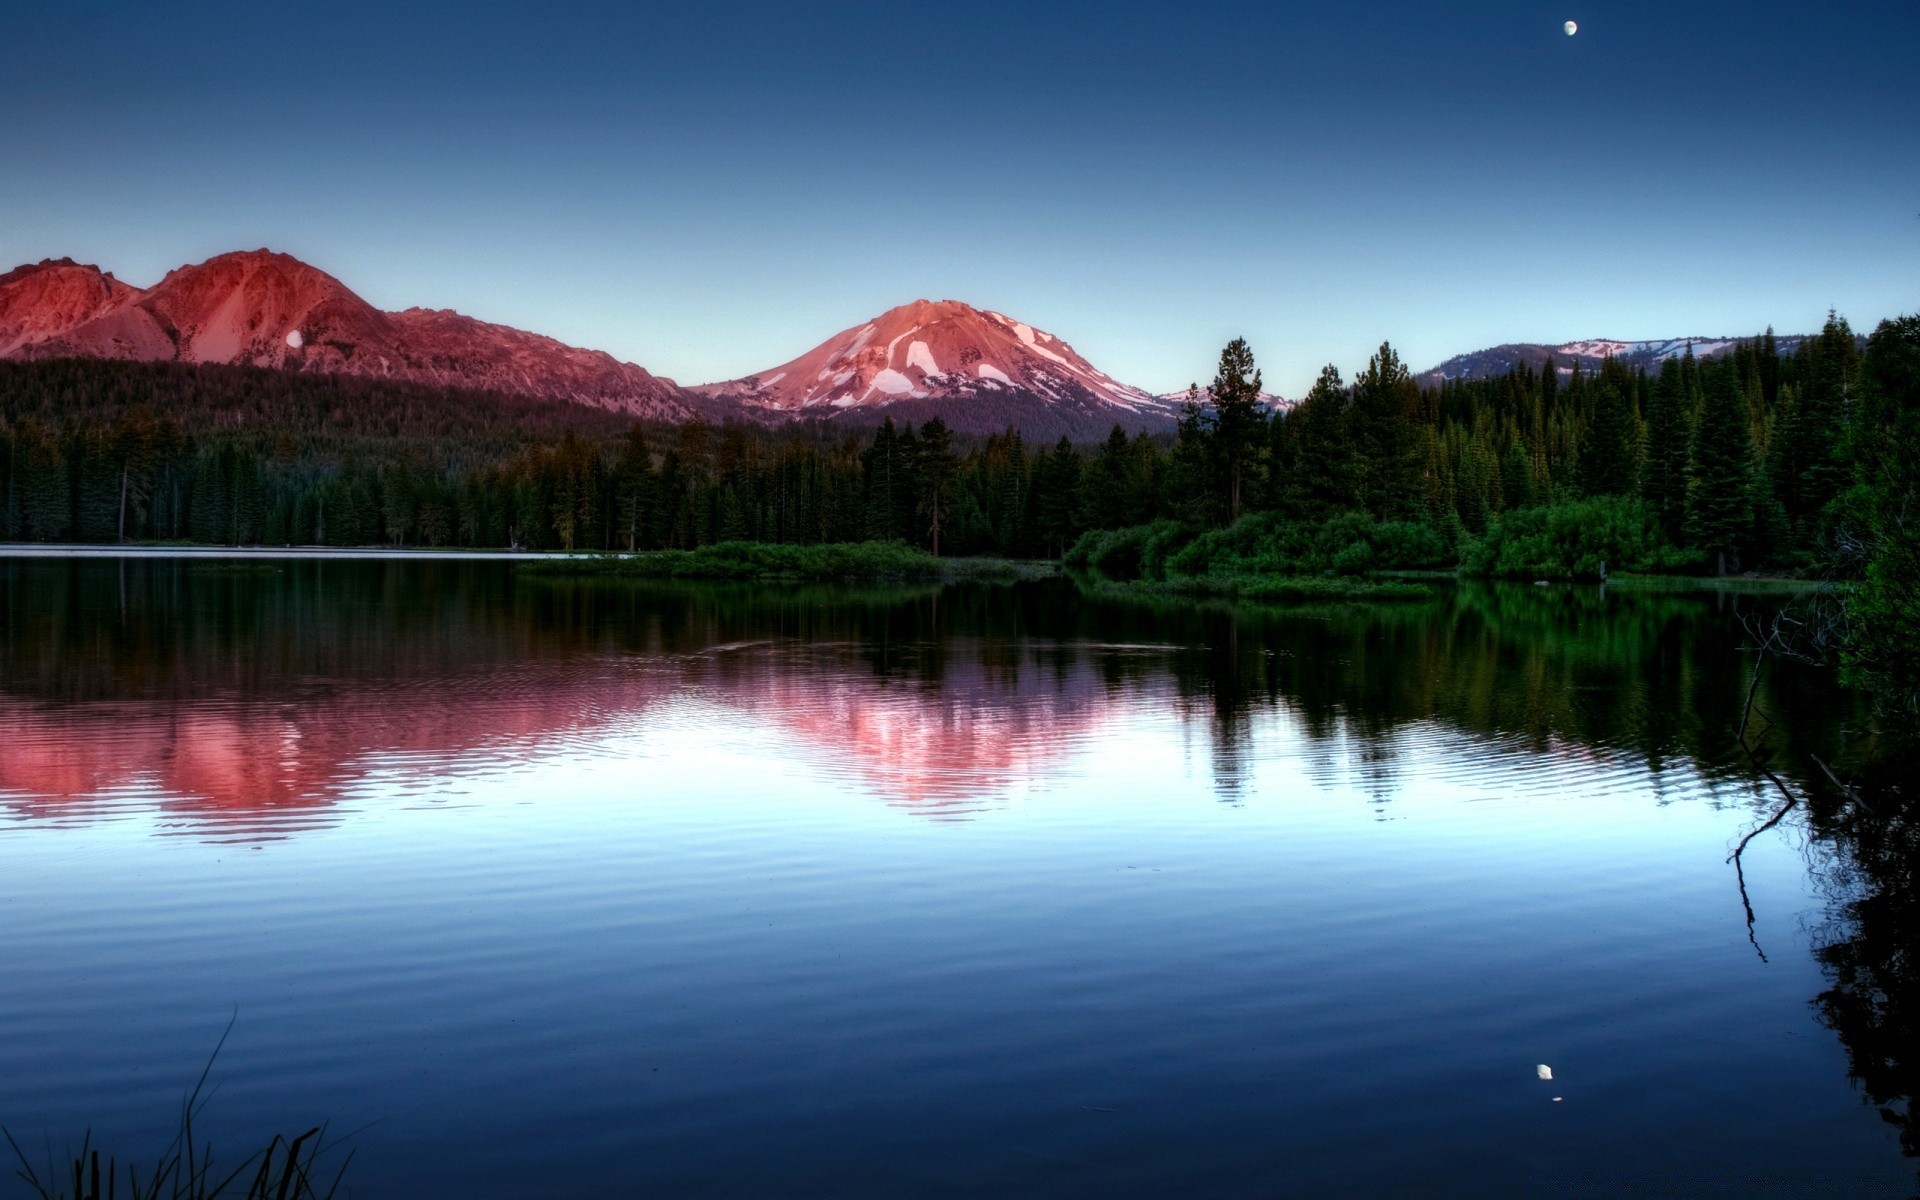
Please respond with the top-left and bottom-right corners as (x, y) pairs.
(1, 313), (1914, 699)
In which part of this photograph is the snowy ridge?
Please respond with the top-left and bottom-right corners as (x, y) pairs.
(1420, 333), (1810, 383)
(1155, 386), (1295, 413)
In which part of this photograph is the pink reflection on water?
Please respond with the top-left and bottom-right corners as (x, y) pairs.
(0, 643), (1157, 837)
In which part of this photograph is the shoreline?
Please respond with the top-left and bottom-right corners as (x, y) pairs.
(0, 544), (579, 561)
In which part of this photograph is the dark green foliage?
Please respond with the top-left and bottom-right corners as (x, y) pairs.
(915, 416), (958, 555)
(1462, 496), (1702, 580)
(1841, 315), (1920, 711)
(1064, 519), (1193, 579)
(1577, 381), (1639, 497)
(1641, 358), (1693, 539)
(1686, 364), (1758, 573)
(1278, 365), (1362, 517)
(1164, 510), (1450, 580)
(1205, 338), (1268, 523)
(1352, 344), (1423, 521)
(0, 360), (1102, 558)
(0, 321), (1888, 589)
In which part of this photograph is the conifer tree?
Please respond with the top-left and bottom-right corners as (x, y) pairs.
(1352, 343), (1420, 520)
(1576, 382), (1640, 496)
(1208, 338), (1268, 523)
(1642, 358), (1693, 538)
(1080, 425), (1133, 532)
(1843, 315), (1920, 705)
(1686, 365), (1757, 574)
(1035, 436), (1083, 556)
(1280, 366), (1358, 516)
(915, 417), (958, 554)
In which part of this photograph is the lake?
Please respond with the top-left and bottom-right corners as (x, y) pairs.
(0, 559), (1910, 1198)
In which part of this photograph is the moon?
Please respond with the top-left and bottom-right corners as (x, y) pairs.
(1564, 19), (1578, 35)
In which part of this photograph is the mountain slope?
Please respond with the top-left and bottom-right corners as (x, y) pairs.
(0, 260), (142, 357)
(3, 250), (693, 420)
(692, 299), (1188, 439)
(1418, 334), (1811, 384)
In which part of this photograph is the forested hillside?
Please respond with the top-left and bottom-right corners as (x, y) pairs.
(0, 315), (1903, 574)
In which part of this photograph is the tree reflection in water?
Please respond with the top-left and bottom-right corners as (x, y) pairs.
(1807, 741), (1920, 1176)
(1, 557), (1911, 1180)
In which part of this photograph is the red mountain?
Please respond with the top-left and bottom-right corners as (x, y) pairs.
(691, 299), (1188, 439)
(1, 250), (692, 420)
(0, 259), (142, 357)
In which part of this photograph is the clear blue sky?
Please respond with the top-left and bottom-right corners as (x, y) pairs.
(4, 1), (1916, 395)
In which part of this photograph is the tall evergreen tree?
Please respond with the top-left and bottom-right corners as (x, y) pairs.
(1352, 343), (1420, 520)
(1842, 315), (1920, 707)
(915, 417), (958, 554)
(1576, 381), (1640, 497)
(1208, 338), (1268, 523)
(1686, 365), (1757, 574)
(1641, 358), (1692, 538)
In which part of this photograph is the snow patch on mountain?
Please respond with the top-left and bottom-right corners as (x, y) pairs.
(906, 340), (939, 375)
(865, 368), (918, 397)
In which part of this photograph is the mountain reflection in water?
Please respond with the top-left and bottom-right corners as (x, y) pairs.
(0, 561), (1856, 837)
(1, 558), (1914, 1197)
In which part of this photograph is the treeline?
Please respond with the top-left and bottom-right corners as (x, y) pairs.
(1139, 318), (1873, 575)
(1081, 314), (1918, 709)
(1, 316), (1911, 589)
(0, 358), (1121, 556)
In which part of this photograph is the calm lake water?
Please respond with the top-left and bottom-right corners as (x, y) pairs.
(0, 559), (1910, 1198)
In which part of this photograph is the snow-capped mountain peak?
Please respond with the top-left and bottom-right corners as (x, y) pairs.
(692, 299), (1186, 437)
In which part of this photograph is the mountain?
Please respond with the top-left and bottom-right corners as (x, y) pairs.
(0, 251), (693, 420)
(1418, 334), (1812, 384)
(690, 299), (1189, 440)
(0, 259), (141, 357)
(1154, 385), (1295, 413)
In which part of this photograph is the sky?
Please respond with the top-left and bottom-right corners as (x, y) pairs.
(3, 1), (1916, 396)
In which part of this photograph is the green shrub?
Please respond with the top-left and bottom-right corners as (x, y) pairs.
(1165, 510), (1450, 579)
(1461, 497), (1705, 580)
(1065, 520), (1193, 579)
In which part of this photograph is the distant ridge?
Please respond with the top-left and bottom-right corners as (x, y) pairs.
(1417, 333), (1812, 384)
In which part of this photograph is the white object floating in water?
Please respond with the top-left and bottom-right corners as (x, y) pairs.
(285, 329), (304, 349)
(1537, 1064), (1554, 1081)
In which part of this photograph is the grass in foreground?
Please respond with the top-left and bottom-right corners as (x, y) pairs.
(4, 1022), (352, 1200)
(522, 540), (1051, 583)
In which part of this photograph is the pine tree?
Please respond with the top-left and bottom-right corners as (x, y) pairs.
(1577, 382), (1640, 496)
(1352, 343), (1420, 520)
(1080, 425), (1133, 532)
(1500, 439), (1533, 511)
(864, 419), (902, 541)
(915, 417), (959, 554)
(1642, 358), (1693, 539)
(1686, 365), (1756, 574)
(1208, 338), (1268, 523)
(1843, 315), (1920, 705)
(1034, 436), (1083, 557)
